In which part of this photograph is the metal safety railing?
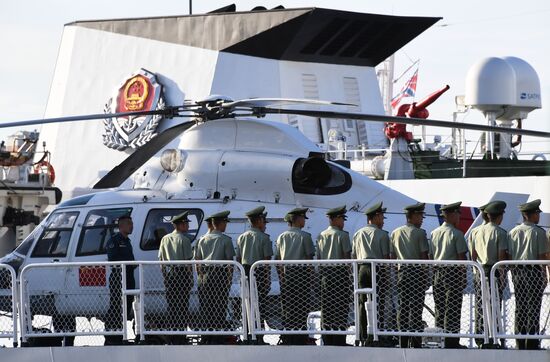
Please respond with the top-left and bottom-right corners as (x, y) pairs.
(249, 259), (491, 347)
(139, 260), (247, 343)
(490, 260), (550, 350)
(249, 260), (357, 345)
(6, 259), (550, 348)
(18, 261), (247, 345)
(0, 264), (17, 347)
(370, 260), (490, 348)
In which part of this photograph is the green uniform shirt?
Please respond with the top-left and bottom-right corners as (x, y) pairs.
(390, 223), (429, 260)
(467, 222), (486, 255)
(352, 224), (390, 260)
(275, 227), (314, 260)
(316, 226), (352, 260)
(236, 227), (273, 265)
(430, 222), (468, 260)
(470, 222), (507, 265)
(194, 230), (235, 260)
(507, 222), (549, 260)
(158, 230), (193, 261)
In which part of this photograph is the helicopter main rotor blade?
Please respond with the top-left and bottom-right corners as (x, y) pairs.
(222, 98), (354, 109)
(0, 107), (191, 129)
(260, 108), (550, 138)
(93, 120), (196, 189)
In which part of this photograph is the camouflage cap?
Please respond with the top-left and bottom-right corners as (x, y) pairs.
(287, 207), (309, 219)
(404, 202), (425, 213)
(326, 205), (347, 219)
(485, 201), (507, 215)
(478, 202), (491, 212)
(171, 211), (190, 223)
(245, 206), (266, 218)
(518, 199), (542, 213)
(440, 201), (462, 215)
(364, 201), (386, 216)
(207, 210), (231, 221)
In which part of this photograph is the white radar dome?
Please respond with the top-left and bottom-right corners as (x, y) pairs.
(465, 56), (541, 121)
(498, 56), (541, 120)
(465, 57), (516, 112)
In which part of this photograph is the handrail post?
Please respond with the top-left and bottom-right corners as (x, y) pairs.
(238, 262), (248, 342)
(353, 261), (360, 344)
(371, 261), (378, 342)
(19, 267), (30, 344)
(139, 263), (145, 343)
(477, 265), (490, 344)
(121, 263), (128, 341)
(249, 262), (259, 341)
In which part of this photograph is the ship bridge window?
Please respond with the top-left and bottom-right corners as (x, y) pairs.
(292, 156), (352, 195)
(140, 209), (204, 251)
(31, 211), (79, 257)
(76, 208), (133, 257)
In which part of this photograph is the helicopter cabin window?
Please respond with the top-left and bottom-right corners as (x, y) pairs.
(30, 211), (79, 257)
(75, 208), (133, 257)
(140, 209), (203, 251)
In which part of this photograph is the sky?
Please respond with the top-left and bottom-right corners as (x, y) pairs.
(0, 0), (549, 154)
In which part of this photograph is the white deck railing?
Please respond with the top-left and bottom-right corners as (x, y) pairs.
(0, 264), (17, 347)
(0, 260), (545, 348)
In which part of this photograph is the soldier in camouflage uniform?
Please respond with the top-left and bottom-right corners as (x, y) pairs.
(467, 202), (490, 254)
(507, 199), (549, 350)
(316, 205), (352, 346)
(276, 207), (315, 345)
(430, 202), (468, 349)
(352, 201), (390, 346)
(158, 211), (193, 344)
(390, 202), (429, 348)
(469, 201), (508, 347)
(194, 210), (235, 344)
(237, 206), (273, 344)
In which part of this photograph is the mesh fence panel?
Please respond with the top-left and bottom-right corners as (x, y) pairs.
(140, 261), (246, 344)
(491, 262), (550, 350)
(250, 261), (355, 345)
(20, 263), (135, 346)
(0, 264), (16, 347)
(374, 261), (487, 348)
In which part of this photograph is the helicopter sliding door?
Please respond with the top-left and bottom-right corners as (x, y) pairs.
(62, 208), (132, 316)
(138, 208), (204, 316)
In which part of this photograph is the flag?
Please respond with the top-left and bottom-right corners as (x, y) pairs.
(391, 69), (418, 109)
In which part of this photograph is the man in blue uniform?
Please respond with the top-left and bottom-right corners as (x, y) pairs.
(104, 215), (136, 345)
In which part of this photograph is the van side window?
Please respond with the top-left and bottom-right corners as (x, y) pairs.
(30, 211), (79, 257)
(140, 209), (203, 251)
(76, 208), (132, 256)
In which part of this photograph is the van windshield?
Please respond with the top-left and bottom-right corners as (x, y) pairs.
(30, 211), (79, 257)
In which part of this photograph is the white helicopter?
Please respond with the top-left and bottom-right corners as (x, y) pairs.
(0, 96), (548, 336)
